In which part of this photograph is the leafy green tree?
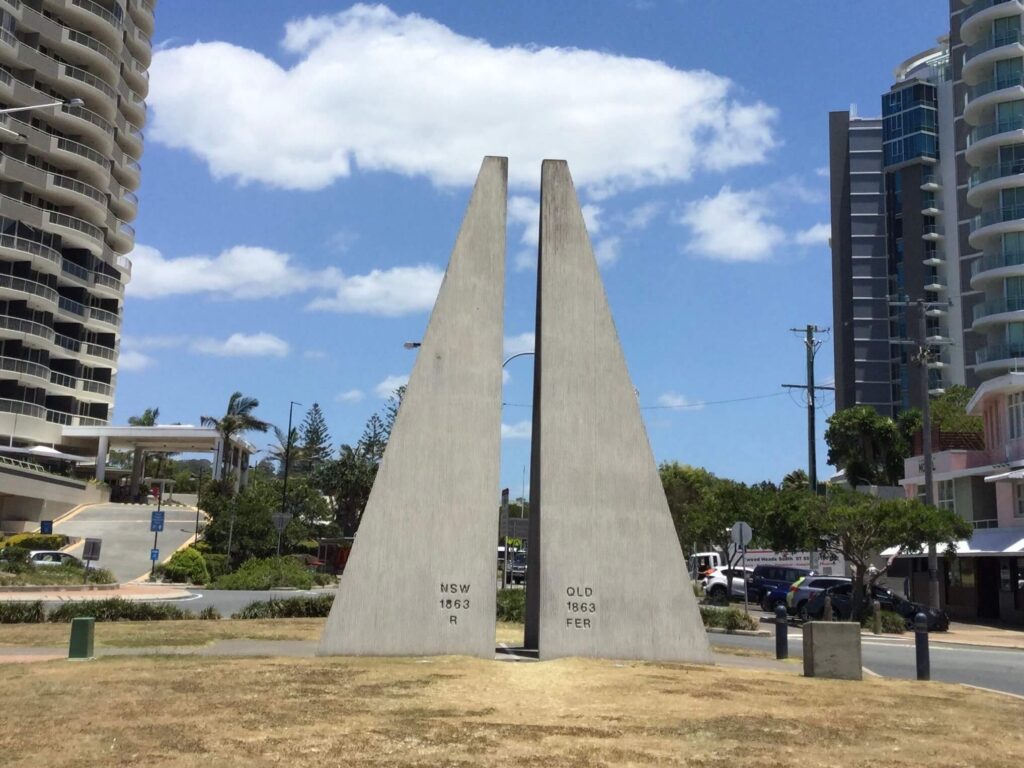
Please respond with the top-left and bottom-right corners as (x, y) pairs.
(299, 403), (332, 473)
(316, 444), (377, 537)
(802, 487), (972, 618)
(200, 392), (271, 485)
(659, 462), (717, 554)
(781, 469), (809, 491)
(382, 385), (406, 441)
(825, 405), (920, 487)
(128, 407), (159, 427)
(931, 384), (983, 434)
(359, 413), (388, 465)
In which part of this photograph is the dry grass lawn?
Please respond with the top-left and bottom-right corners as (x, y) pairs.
(0, 654), (1020, 767)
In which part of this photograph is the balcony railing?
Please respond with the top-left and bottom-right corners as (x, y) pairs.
(70, 0), (123, 28)
(81, 379), (112, 396)
(54, 333), (80, 352)
(0, 233), (62, 269)
(60, 103), (114, 137)
(965, 28), (1022, 60)
(62, 63), (116, 100)
(973, 295), (1024, 322)
(61, 260), (90, 282)
(0, 313), (54, 342)
(969, 160), (1024, 188)
(0, 273), (58, 304)
(969, 70), (1024, 100)
(84, 342), (116, 361)
(46, 409), (73, 426)
(66, 28), (118, 68)
(49, 370), (78, 389)
(93, 272), (122, 292)
(969, 114), (1024, 145)
(48, 211), (103, 245)
(972, 518), (1000, 529)
(972, 248), (1024, 275)
(58, 296), (87, 316)
(0, 355), (48, 381)
(89, 306), (120, 328)
(963, 0), (1018, 23)
(0, 398), (46, 420)
(976, 341), (1024, 363)
(50, 173), (108, 206)
(55, 136), (109, 169)
(971, 204), (1024, 231)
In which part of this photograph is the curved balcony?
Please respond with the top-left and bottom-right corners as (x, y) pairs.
(60, 258), (91, 287)
(920, 173), (942, 191)
(924, 253), (946, 266)
(53, 332), (81, 355)
(965, 72), (1024, 125)
(48, 369), (78, 395)
(967, 114), (1024, 165)
(124, 17), (152, 68)
(0, 355), (50, 386)
(106, 216), (134, 252)
(117, 85), (146, 127)
(970, 248), (1024, 287)
(78, 377), (113, 401)
(121, 57), (149, 98)
(923, 224), (944, 241)
(60, 63), (117, 119)
(62, 28), (119, 83)
(975, 341), (1024, 372)
(47, 210), (104, 255)
(56, 103), (115, 151)
(964, 29), (1024, 81)
(0, 273), (59, 310)
(82, 341), (117, 366)
(924, 275), (948, 291)
(116, 253), (132, 278)
(0, 313), (55, 344)
(86, 304), (121, 330)
(114, 112), (144, 158)
(128, 0), (155, 37)
(967, 160), (1024, 205)
(51, 0), (124, 50)
(0, 233), (62, 276)
(961, 0), (1024, 44)
(108, 181), (137, 220)
(972, 294), (1024, 328)
(111, 150), (141, 190)
(92, 271), (123, 297)
(0, 398), (47, 422)
(969, 204), (1024, 248)
(48, 172), (109, 217)
(51, 136), (111, 187)
(57, 295), (87, 320)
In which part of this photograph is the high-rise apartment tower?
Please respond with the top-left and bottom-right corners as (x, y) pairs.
(0, 0), (151, 448)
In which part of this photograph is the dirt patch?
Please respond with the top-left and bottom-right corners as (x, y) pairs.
(0, 654), (1020, 766)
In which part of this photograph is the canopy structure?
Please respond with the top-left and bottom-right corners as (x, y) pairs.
(882, 528), (1024, 558)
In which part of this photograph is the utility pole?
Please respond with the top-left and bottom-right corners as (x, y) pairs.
(281, 400), (301, 523)
(782, 325), (833, 494)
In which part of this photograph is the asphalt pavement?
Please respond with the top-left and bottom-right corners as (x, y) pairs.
(56, 503), (200, 582)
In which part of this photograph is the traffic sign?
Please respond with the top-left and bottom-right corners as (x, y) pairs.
(271, 512), (293, 534)
(150, 548), (159, 562)
(40, 520), (53, 535)
(150, 510), (165, 533)
(83, 538), (102, 561)
(731, 521), (753, 548)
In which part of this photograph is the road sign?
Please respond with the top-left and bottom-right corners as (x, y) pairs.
(83, 538), (101, 561)
(150, 510), (165, 533)
(501, 488), (509, 508)
(271, 512), (293, 534)
(508, 517), (529, 542)
(731, 521), (753, 548)
(150, 548), (159, 562)
(40, 520), (53, 535)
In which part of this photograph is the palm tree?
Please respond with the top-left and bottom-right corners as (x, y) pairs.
(128, 407), (159, 427)
(269, 425), (303, 475)
(201, 392), (271, 481)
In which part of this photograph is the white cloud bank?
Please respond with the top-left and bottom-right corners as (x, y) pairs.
(794, 222), (830, 246)
(192, 333), (290, 358)
(148, 4), (777, 193)
(375, 374), (409, 399)
(501, 421), (532, 440)
(118, 349), (154, 372)
(657, 391), (705, 410)
(335, 389), (366, 403)
(127, 244), (443, 316)
(678, 186), (786, 263)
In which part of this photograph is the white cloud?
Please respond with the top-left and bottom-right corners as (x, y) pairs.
(504, 332), (535, 357)
(335, 389), (365, 403)
(303, 349), (327, 360)
(815, 166), (829, 178)
(622, 201), (663, 231)
(307, 265), (443, 316)
(594, 237), (621, 267)
(192, 333), (290, 358)
(513, 250), (537, 272)
(677, 186), (786, 263)
(126, 244), (330, 300)
(118, 350), (154, 372)
(509, 196), (540, 247)
(657, 391), (704, 410)
(148, 5), (777, 193)
(502, 369), (510, 385)
(375, 374), (409, 399)
(794, 222), (831, 247)
(501, 421), (532, 440)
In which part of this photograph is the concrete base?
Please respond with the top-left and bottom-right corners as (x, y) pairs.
(803, 622), (862, 681)
(524, 160), (712, 664)
(319, 157), (506, 658)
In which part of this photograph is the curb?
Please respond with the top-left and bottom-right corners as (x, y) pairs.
(0, 584), (119, 593)
(706, 627), (770, 637)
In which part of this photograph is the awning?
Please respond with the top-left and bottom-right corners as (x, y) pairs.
(985, 469), (1024, 482)
(0, 445), (90, 463)
(882, 528), (1024, 558)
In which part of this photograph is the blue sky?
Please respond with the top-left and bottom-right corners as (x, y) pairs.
(119, 1), (948, 491)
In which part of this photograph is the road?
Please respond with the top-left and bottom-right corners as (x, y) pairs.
(170, 588), (335, 617)
(712, 626), (1024, 697)
(56, 503), (200, 583)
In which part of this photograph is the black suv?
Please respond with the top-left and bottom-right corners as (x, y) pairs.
(750, 565), (815, 610)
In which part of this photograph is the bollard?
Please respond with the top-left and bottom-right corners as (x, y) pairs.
(914, 612), (930, 681)
(872, 600), (881, 635)
(775, 604), (788, 660)
(68, 616), (94, 660)
(823, 594), (833, 621)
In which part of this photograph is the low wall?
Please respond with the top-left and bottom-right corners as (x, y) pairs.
(0, 465), (108, 534)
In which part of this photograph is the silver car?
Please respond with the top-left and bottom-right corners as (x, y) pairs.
(789, 575), (850, 620)
(28, 550), (81, 567)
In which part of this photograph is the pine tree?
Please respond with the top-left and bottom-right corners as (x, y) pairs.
(299, 403), (332, 473)
(382, 385), (406, 442)
(359, 413), (388, 465)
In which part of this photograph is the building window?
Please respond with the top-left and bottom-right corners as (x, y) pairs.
(1010, 392), (1024, 440)
(949, 557), (975, 588)
(1016, 483), (1024, 518)
(937, 479), (955, 512)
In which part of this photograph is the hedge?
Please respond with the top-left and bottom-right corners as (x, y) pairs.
(161, 548), (210, 585)
(211, 557), (314, 590)
(0, 533), (68, 550)
(47, 598), (188, 623)
(699, 606), (758, 631)
(496, 589), (525, 622)
(0, 601), (46, 623)
(232, 594), (335, 619)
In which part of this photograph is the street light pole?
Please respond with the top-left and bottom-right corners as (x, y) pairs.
(193, 464), (204, 544)
(915, 303), (941, 611)
(280, 400), (301, 526)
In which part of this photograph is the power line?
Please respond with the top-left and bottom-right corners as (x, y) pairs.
(502, 390), (789, 410)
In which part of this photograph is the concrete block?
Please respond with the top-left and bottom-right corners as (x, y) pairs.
(524, 160), (712, 664)
(803, 621), (862, 681)
(319, 157), (506, 658)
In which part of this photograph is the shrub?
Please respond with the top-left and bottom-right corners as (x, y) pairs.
(162, 548), (210, 585)
(1, 533), (68, 550)
(211, 557), (314, 590)
(700, 605), (757, 631)
(0, 601), (45, 623)
(232, 594), (335, 619)
(198, 606), (221, 620)
(0, 546), (31, 573)
(861, 608), (906, 635)
(202, 553), (229, 580)
(47, 598), (188, 623)
(496, 589), (525, 622)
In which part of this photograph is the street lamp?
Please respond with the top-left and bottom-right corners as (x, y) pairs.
(404, 340), (536, 371)
(0, 98), (85, 141)
(280, 400), (301, 530)
(192, 464), (204, 544)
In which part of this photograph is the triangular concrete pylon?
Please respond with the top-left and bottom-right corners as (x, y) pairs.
(524, 160), (712, 663)
(319, 156), (507, 657)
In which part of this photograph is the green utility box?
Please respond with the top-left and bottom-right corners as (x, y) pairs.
(68, 616), (95, 659)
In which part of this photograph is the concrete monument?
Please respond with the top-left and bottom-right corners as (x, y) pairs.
(318, 157), (507, 658)
(524, 160), (713, 663)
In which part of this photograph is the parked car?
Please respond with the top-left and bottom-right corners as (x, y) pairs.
(508, 552), (527, 585)
(805, 582), (950, 631)
(28, 550), (81, 567)
(788, 576), (851, 620)
(751, 565), (815, 610)
(701, 566), (754, 601)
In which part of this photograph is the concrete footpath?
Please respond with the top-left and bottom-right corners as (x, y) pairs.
(0, 583), (192, 602)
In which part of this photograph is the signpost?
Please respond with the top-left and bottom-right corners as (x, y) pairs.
(731, 521), (753, 614)
(149, 505), (164, 577)
(500, 488), (509, 589)
(150, 548), (159, 562)
(82, 538), (101, 584)
(40, 520), (52, 535)
(272, 511), (293, 557)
